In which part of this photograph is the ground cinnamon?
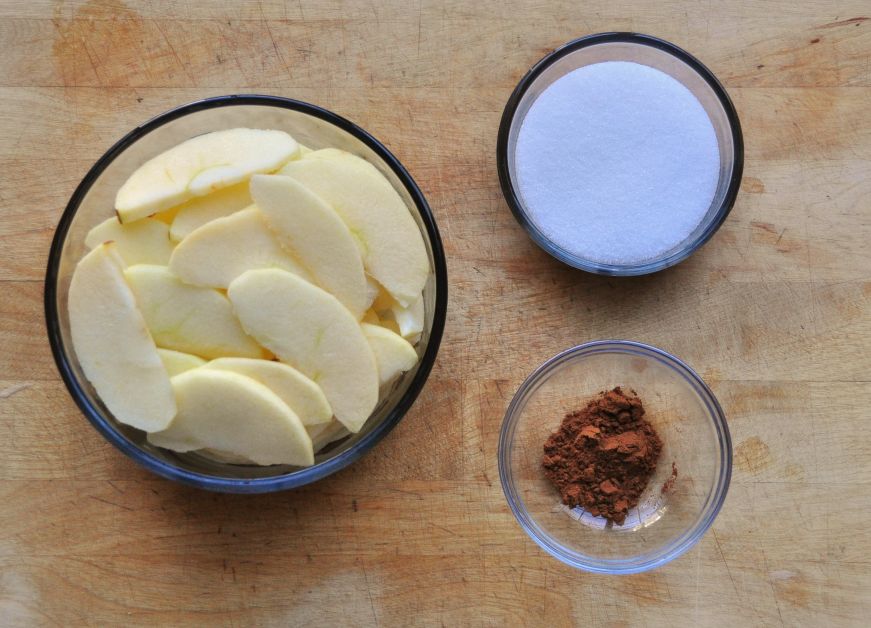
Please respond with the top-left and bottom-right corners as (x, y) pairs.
(542, 387), (662, 525)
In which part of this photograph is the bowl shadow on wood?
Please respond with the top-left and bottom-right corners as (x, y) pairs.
(521, 230), (704, 316)
(105, 458), (393, 600)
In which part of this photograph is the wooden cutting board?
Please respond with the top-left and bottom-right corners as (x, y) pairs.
(1, 1), (869, 625)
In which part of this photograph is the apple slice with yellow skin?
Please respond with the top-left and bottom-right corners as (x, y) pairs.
(115, 128), (298, 223)
(228, 268), (378, 433)
(157, 348), (206, 377)
(278, 149), (429, 306)
(169, 181), (252, 242)
(203, 357), (332, 426)
(85, 216), (174, 266)
(69, 243), (175, 431)
(124, 264), (263, 359)
(148, 369), (314, 467)
(250, 174), (369, 319)
(169, 206), (310, 289)
(361, 323), (419, 385)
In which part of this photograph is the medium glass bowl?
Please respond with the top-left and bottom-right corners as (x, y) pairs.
(45, 95), (448, 493)
(499, 340), (731, 574)
(497, 32), (743, 276)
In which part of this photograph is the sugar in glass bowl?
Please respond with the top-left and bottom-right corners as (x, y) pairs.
(45, 95), (448, 493)
(497, 33), (743, 275)
(499, 340), (732, 574)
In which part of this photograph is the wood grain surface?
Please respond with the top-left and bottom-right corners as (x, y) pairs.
(1, 1), (870, 625)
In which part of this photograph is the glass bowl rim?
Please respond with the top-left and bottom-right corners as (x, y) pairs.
(498, 339), (732, 574)
(496, 32), (745, 276)
(44, 94), (449, 493)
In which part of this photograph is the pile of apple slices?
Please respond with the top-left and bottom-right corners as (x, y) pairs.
(70, 128), (430, 466)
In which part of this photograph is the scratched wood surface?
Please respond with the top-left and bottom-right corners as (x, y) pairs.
(1, 0), (870, 625)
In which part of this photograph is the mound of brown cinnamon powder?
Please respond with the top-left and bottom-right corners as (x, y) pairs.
(542, 387), (662, 525)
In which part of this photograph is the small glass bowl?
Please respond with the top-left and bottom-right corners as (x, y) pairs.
(45, 95), (448, 493)
(499, 340), (731, 574)
(497, 33), (744, 275)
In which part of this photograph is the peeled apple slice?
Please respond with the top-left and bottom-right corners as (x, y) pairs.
(306, 420), (334, 443)
(361, 309), (380, 325)
(152, 206), (181, 225)
(228, 268), (379, 433)
(115, 128), (298, 223)
(365, 277), (380, 310)
(309, 420), (350, 453)
(370, 283), (394, 312)
(250, 174), (369, 319)
(370, 286), (424, 341)
(361, 323), (419, 385)
(203, 357), (332, 426)
(85, 216), (174, 266)
(278, 149), (429, 306)
(157, 348), (206, 376)
(124, 264), (263, 359)
(68, 243), (175, 431)
(148, 369), (314, 467)
(392, 295), (425, 340)
(169, 181), (252, 241)
(198, 449), (257, 465)
(169, 206), (310, 289)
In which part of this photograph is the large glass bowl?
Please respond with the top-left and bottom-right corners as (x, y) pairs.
(45, 95), (448, 493)
(497, 33), (744, 276)
(499, 340), (731, 574)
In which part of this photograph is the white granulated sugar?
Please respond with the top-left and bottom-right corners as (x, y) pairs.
(516, 61), (720, 265)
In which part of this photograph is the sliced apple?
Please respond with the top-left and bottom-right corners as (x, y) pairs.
(116, 128), (298, 223)
(69, 243), (175, 431)
(85, 216), (174, 266)
(370, 283), (395, 312)
(365, 276), (380, 310)
(278, 149), (429, 306)
(360, 307), (403, 336)
(306, 420), (333, 443)
(361, 309), (380, 325)
(361, 323), (419, 385)
(148, 369), (314, 466)
(203, 357), (332, 426)
(198, 449), (256, 465)
(250, 174), (369, 319)
(169, 181), (252, 241)
(298, 144), (313, 156)
(124, 264), (263, 359)
(380, 319), (401, 335)
(370, 285), (425, 341)
(392, 295), (425, 340)
(169, 206), (310, 289)
(152, 206), (180, 225)
(309, 420), (350, 453)
(228, 268), (379, 433)
(157, 348), (206, 377)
